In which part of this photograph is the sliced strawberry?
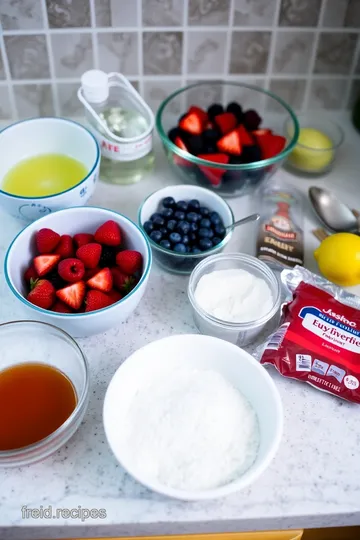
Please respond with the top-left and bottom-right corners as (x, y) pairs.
(106, 289), (123, 304)
(56, 281), (86, 310)
(216, 129), (242, 156)
(86, 267), (113, 293)
(197, 153), (230, 186)
(27, 279), (55, 310)
(111, 267), (136, 294)
(258, 134), (286, 160)
(51, 301), (72, 313)
(84, 266), (100, 281)
(214, 112), (237, 135)
(54, 235), (74, 259)
(73, 233), (94, 248)
(253, 128), (272, 138)
(76, 243), (102, 269)
(36, 228), (60, 254)
(173, 136), (192, 168)
(94, 220), (122, 247)
(85, 290), (113, 312)
(188, 106), (208, 125)
(116, 250), (143, 275)
(24, 264), (38, 284)
(179, 110), (206, 135)
(238, 124), (254, 146)
(33, 254), (60, 277)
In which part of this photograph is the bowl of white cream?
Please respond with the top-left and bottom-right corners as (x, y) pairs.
(188, 253), (281, 346)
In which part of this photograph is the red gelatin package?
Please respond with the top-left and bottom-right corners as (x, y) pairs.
(256, 266), (360, 404)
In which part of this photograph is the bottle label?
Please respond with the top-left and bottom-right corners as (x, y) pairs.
(90, 128), (153, 162)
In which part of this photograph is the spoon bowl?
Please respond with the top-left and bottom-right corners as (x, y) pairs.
(308, 187), (360, 233)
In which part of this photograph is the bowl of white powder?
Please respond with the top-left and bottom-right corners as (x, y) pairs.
(188, 252), (281, 346)
(103, 334), (283, 500)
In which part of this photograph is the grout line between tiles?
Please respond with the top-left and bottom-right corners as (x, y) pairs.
(223, 0), (234, 81)
(89, 0), (99, 69)
(181, 0), (189, 88)
(40, 0), (60, 116)
(137, 0), (144, 95)
(0, 33), (17, 119)
(265, 0), (282, 92)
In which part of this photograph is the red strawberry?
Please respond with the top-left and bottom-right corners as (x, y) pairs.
(197, 153), (230, 186)
(54, 235), (74, 259)
(258, 134), (286, 160)
(253, 128), (272, 138)
(58, 258), (85, 283)
(217, 129), (242, 155)
(33, 254), (60, 277)
(86, 267), (113, 293)
(116, 250), (143, 275)
(36, 228), (60, 254)
(84, 266), (100, 281)
(27, 279), (55, 309)
(111, 267), (136, 293)
(51, 301), (72, 313)
(173, 136), (192, 167)
(56, 281), (86, 310)
(107, 289), (123, 304)
(94, 220), (122, 247)
(73, 233), (94, 248)
(76, 242), (102, 269)
(238, 124), (254, 146)
(24, 264), (38, 284)
(179, 110), (206, 135)
(188, 106), (208, 125)
(214, 112), (237, 135)
(85, 290), (112, 312)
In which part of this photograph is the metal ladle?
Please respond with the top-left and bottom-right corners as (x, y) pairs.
(308, 187), (360, 234)
(227, 213), (260, 232)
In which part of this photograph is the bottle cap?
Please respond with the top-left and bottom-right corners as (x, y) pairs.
(81, 70), (109, 103)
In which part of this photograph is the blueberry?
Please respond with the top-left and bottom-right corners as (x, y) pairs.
(191, 247), (202, 254)
(199, 206), (210, 217)
(177, 220), (190, 235)
(150, 230), (162, 244)
(203, 129), (220, 144)
(150, 212), (163, 222)
(226, 102), (243, 122)
(212, 236), (222, 246)
(186, 211), (201, 223)
(207, 103), (224, 120)
(188, 199), (200, 211)
(214, 224), (226, 238)
(200, 218), (211, 229)
(159, 227), (168, 237)
(173, 243), (187, 253)
(174, 210), (185, 220)
(176, 200), (188, 212)
(161, 207), (174, 219)
(152, 215), (165, 228)
(166, 219), (177, 232)
(207, 228), (214, 239)
(169, 232), (182, 244)
(182, 234), (190, 246)
(162, 196), (176, 209)
(143, 220), (154, 234)
(210, 211), (221, 226)
(160, 239), (171, 250)
(198, 228), (211, 238)
(240, 144), (262, 164)
(190, 232), (197, 244)
(184, 135), (204, 155)
(199, 238), (213, 251)
(190, 222), (198, 232)
(168, 128), (181, 143)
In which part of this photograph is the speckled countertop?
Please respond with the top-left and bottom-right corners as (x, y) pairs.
(1, 114), (360, 540)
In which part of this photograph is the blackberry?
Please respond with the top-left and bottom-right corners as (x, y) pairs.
(99, 246), (117, 268)
(226, 102), (243, 122)
(207, 103), (224, 120)
(240, 144), (262, 164)
(243, 109), (262, 131)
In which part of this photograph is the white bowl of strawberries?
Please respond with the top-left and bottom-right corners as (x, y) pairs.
(4, 207), (152, 337)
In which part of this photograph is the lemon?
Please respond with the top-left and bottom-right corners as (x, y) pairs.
(289, 128), (334, 171)
(314, 233), (360, 287)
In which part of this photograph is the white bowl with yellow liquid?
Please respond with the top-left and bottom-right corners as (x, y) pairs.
(0, 117), (100, 221)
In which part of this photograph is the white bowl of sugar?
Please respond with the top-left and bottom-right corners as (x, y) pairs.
(103, 334), (283, 501)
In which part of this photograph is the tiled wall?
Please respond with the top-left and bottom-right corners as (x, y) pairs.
(1, 0), (360, 121)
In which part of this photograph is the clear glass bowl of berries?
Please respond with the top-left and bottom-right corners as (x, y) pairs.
(156, 82), (299, 198)
(138, 185), (234, 274)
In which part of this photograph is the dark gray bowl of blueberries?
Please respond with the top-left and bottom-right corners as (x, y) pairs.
(138, 185), (234, 274)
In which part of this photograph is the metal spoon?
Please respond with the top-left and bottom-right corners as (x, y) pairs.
(227, 213), (260, 232)
(308, 187), (360, 234)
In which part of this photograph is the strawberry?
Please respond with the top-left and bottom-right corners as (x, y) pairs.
(33, 254), (60, 277)
(86, 267), (113, 293)
(179, 110), (206, 135)
(238, 124), (254, 146)
(111, 267), (136, 293)
(56, 281), (86, 310)
(94, 220), (122, 247)
(84, 266), (100, 281)
(24, 264), (38, 284)
(253, 128), (272, 138)
(258, 134), (286, 160)
(188, 106), (208, 125)
(214, 112), (237, 135)
(116, 250), (143, 275)
(58, 258), (85, 283)
(36, 228), (60, 254)
(197, 153), (230, 186)
(51, 301), (72, 313)
(73, 233), (94, 248)
(85, 290), (112, 313)
(173, 136), (192, 168)
(107, 289), (123, 304)
(216, 129), (242, 155)
(76, 242), (102, 269)
(54, 235), (74, 259)
(27, 279), (55, 309)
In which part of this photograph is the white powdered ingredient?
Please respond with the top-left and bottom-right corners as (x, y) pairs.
(119, 367), (259, 491)
(194, 268), (274, 323)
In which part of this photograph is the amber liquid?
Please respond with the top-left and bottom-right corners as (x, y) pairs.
(0, 363), (77, 451)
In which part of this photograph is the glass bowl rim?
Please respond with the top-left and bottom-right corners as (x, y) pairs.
(156, 81), (300, 171)
(0, 319), (90, 459)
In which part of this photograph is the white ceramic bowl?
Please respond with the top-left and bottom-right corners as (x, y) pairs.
(0, 117), (100, 221)
(4, 206), (152, 338)
(138, 184), (234, 274)
(103, 334), (283, 501)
